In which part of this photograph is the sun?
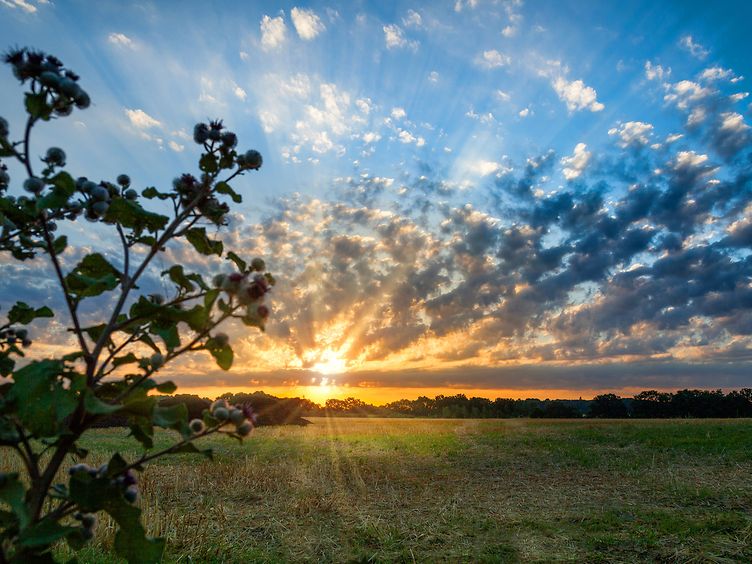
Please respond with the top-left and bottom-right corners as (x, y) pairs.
(311, 349), (347, 375)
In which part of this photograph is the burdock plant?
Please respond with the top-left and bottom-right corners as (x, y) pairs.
(0, 48), (273, 562)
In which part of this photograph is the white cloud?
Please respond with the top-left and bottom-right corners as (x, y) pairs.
(125, 108), (161, 129)
(719, 112), (749, 134)
(608, 121), (654, 147)
(428, 71), (439, 83)
(730, 92), (749, 103)
(518, 107), (530, 118)
(645, 61), (669, 81)
(108, 33), (134, 48)
(454, 0), (479, 12)
(561, 142), (591, 180)
(495, 90), (511, 102)
(391, 107), (407, 120)
(260, 14), (287, 50)
(0, 0), (39, 13)
(383, 24), (418, 50)
(356, 98), (372, 114)
(233, 85), (247, 101)
(402, 9), (422, 28)
(362, 131), (381, 144)
(699, 66), (735, 82)
(674, 150), (708, 169)
(679, 35), (709, 60)
(239, 51), (250, 61)
(665, 133), (684, 143)
(466, 108), (496, 124)
(476, 49), (510, 69)
(168, 140), (184, 152)
(397, 129), (425, 147)
(664, 80), (714, 110)
(502, 25), (516, 37)
(290, 7), (325, 40)
(552, 77), (604, 112)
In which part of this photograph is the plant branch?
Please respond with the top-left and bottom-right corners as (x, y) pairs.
(22, 116), (36, 177)
(40, 221), (90, 360)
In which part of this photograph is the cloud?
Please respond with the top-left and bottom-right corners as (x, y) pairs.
(124, 108), (161, 129)
(391, 107), (407, 120)
(454, 0), (479, 12)
(168, 140), (184, 152)
(679, 34), (709, 60)
(290, 7), (325, 40)
(107, 33), (134, 48)
(645, 61), (669, 81)
(608, 121), (654, 147)
(561, 143), (591, 180)
(402, 9), (422, 28)
(260, 14), (287, 50)
(476, 49), (511, 69)
(233, 85), (247, 101)
(518, 107), (530, 118)
(428, 71), (439, 83)
(383, 24), (418, 50)
(0, 0), (40, 13)
(551, 76), (604, 112)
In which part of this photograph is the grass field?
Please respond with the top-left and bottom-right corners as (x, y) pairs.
(7, 418), (752, 562)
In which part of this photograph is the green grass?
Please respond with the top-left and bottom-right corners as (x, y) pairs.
(6, 418), (752, 562)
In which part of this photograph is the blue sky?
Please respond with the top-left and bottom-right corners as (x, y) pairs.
(1, 0), (751, 400)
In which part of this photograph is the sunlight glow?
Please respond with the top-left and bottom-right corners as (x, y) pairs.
(311, 349), (347, 375)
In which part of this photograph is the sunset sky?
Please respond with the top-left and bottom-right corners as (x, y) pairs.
(1, 0), (751, 403)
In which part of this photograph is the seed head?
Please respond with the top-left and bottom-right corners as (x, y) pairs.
(229, 408), (245, 425)
(251, 258), (265, 272)
(193, 123), (209, 144)
(150, 352), (164, 369)
(123, 485), (138, 504)
(0, 116), (8, 138)
(212, 406), (229, 421)
(23, 177), (44, 194)
(189, 418), (206, 434)
(116, 174), (131, 187)
(237, 420), (253, 436)
(45, 146), (66, 166)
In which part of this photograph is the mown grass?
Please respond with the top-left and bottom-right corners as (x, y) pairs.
(5, 418), (752, 562)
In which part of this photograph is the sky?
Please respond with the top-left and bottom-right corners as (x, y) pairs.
(1, 0), (751, 403)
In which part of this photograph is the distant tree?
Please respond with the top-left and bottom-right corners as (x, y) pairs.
(631, 390), (673, 418)
(588, 394), (629, 418)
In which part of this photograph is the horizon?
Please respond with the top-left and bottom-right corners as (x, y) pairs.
(1, 0), (751, 404)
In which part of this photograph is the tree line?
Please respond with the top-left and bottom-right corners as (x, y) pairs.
(87, 388), (752, 427)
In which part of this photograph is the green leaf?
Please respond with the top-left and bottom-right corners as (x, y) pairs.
(198, 153), (218, 173)
(9, 360), (80, 437)
(18, 518), (78, 548)
(0, 354), (14, 377)
(155, 380), (177, 394)
(113, 352), (138, 368)
(105, 198), (169, 233)
(215, 181), (242, 203)
(204, 288), (220, 310)
(36, 172), (76, 212)
(0, 472), (30, 528)
(52, 235), (67, 254)
(141, 186), (171, 200)
(226, 251), (246, 272)
(163, 265), (194, 293)
(65, 253), (122, 299)
(25, 92), (52, 120)
(153, 403), (188, 433)
(152, 322), (179, 351)
(84, 390), (121, 415)
(185, 227), (223, 256)
(207, 342), (233, 371)
(8, 302), (54, 325)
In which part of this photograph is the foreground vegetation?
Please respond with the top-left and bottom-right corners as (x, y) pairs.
(4, 417), (749, 562)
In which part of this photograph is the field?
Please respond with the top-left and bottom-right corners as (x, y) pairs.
(8, 418), (752, 562)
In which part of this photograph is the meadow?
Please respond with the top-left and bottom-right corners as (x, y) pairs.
(8, 418), (752, 562)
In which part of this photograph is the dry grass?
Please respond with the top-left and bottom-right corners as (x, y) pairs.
(4, 417), (752, 562)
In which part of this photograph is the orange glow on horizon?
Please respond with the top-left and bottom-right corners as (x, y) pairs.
(171, 384), (693, 405)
